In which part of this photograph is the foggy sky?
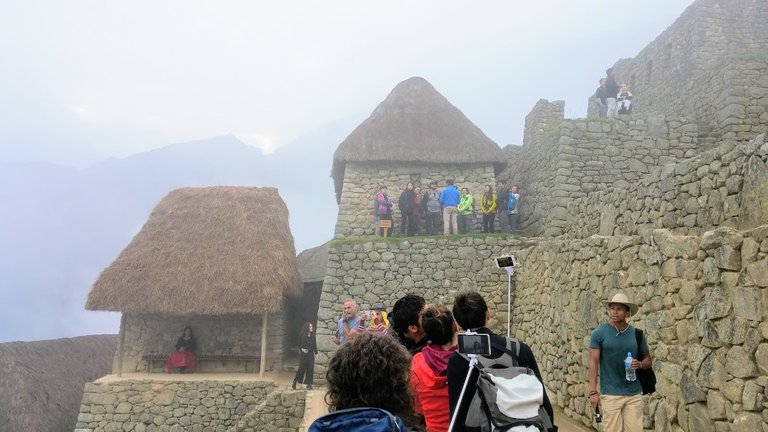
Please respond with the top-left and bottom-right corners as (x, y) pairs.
(1, 1), (697, 342)
(1, 0), (695, 166)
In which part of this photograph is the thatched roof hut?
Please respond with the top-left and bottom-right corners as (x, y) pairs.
(331, 76), (503, 202)
(86, 186), (301, 315)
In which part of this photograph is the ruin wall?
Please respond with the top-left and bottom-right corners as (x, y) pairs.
(74, 379), (305, 432)
(315, 226), (768, 431)
(586, 0), (768, 146)
(567, 133), (768, 240)
(505, 104), (700, 237)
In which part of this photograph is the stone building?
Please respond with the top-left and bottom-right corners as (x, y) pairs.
(331, 76), (504, 237)
(85, 186), (302, 374)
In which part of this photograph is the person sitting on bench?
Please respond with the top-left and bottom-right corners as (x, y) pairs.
(166, 326), (197, 373)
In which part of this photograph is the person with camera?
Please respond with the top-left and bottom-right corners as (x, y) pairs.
(409, 304), (458, 432)
(331, 298), (362, 346)
(446, 290), (556, 432)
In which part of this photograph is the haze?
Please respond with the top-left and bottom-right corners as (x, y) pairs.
(0, 0), (694, 342)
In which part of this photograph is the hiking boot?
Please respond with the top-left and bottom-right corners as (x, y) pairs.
(291, 380), (296, 390)
(306, 385), (313, 390)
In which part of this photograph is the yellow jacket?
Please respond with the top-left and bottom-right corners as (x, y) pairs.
(480, 193), (496, 213)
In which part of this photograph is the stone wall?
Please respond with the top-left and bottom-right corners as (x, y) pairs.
(503, 113), (700, 237)
(514, 227), (768, 432)
(586, 0), (768, 146)
(334, 161), (497, 237)
(315, 226), (768, 431)
(567, 133), (768, 240)
(315, 235), (527, 381)
(115, 313), (285, 374)
(74, 379), (305, 432)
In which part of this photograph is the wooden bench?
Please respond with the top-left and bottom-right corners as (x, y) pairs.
(142, 353), (261, 373)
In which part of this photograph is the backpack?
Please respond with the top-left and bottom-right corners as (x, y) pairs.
(634, 329), (657, 395)
(508, 193), (517, 212)
(461, 338), (554, 432)
(308, 407), (408, 431)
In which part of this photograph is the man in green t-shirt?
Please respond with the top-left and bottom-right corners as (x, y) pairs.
(588, 293), (652, 432)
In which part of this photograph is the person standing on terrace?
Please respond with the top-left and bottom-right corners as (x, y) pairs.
(439, 179), (460, 235)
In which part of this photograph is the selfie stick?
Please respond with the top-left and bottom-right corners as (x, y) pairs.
(447, 353), (478, 432)
(505, 265), (515, 338)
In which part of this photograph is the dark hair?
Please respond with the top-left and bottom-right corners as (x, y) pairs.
(325, 333), (418, 426)
(446, 179), (455, 185)
(379, 185), (387, 191)
(452, 290), (488, 330)
(496, 179), (505, 185)
(299, 322), (312, 339)
(390, 294), (425, 336)
(461, 187), (469, 193)
(183, 326), (193, 335)
(421, 304), (455, 346)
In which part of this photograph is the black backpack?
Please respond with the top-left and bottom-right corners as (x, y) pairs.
(634, 328), (656, 394)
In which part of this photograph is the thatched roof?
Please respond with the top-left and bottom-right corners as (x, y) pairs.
(297, 241), (330, 284)
(332, 76), (503, 201)
(86, 187), (301, 315)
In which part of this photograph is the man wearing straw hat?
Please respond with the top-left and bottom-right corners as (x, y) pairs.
(587, 293), (652, 432)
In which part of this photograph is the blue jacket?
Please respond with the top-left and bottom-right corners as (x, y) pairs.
(439, 185), (461, 207)
(309, 407), (409, 431)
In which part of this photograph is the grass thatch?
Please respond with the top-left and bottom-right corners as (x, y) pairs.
(86, 187), (301, 315)
(296, 241), (330, 284)
(332, 77), (503, 200)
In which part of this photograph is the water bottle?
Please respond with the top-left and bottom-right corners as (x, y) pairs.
(625, 352), (636, 381)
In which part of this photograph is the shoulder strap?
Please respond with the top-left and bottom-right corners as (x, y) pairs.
(635, 328), (643, 355)
(489, 337), (520, 366)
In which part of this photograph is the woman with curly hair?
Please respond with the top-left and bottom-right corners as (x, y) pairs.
(309, 332), (420, 431)
(410, 304), (458, 432)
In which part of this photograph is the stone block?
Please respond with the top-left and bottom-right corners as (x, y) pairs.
(688, 403), (715, 432)
(713, 245), (741, 270)
(746, 259), (768, 287)
(701, 227), (743, 250)
(726, 346), (758, 378)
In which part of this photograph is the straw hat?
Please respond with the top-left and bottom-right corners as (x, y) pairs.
(601, 293), (639, 316)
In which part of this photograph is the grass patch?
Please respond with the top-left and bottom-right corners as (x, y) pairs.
(329, 232), (517, 246)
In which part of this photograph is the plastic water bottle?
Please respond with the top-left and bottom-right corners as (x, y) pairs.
(625, 352), (636, 381)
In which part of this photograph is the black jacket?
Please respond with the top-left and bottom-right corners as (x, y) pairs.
(399, 189), (415, 213)
(299, 332), (317, 355)
(446, 328), (555, 432)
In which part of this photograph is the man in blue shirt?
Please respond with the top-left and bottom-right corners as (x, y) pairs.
(588, 293), (652, 432)
(438, 179), (460, 235)
(331, 298), (362, 345)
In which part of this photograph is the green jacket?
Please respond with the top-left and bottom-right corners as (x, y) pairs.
(457, 194), (474, 215)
